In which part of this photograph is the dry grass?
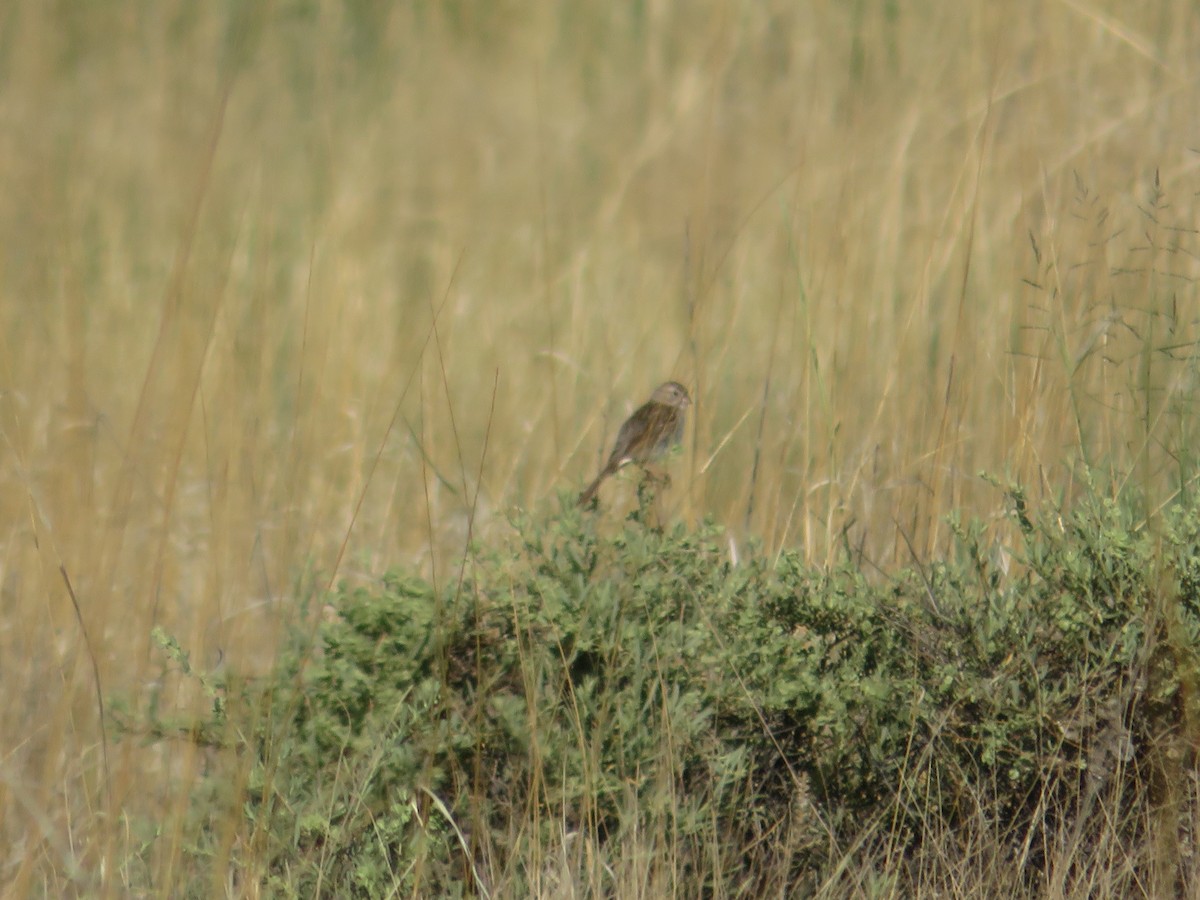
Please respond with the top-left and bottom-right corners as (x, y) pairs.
(1, 1), (1199, 895)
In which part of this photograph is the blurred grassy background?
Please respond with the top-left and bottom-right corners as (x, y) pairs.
(1, 0), (1198, 892)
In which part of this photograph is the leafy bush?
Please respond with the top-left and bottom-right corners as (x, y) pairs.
(129, 482), (1200, 896)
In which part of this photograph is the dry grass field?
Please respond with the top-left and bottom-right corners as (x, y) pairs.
(2, 1), (1200, 896)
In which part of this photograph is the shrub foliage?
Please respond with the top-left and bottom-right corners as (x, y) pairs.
(133, 483), (1200, 896)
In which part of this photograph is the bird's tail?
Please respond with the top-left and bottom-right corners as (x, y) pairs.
(578, 475), (604, 506)
(578, 464), (616, 506)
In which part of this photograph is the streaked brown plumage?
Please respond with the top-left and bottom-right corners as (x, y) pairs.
(578, 381), (691, 506)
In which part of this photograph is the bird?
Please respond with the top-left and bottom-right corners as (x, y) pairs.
(578, 381), (691, 506)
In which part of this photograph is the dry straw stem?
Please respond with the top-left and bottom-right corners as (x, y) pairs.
(0, 0), (1198, 895)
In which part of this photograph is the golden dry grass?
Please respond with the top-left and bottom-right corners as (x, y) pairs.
(1, 1), (1199, 895)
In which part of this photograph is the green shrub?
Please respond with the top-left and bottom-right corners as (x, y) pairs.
(127, 481), (1200, 895)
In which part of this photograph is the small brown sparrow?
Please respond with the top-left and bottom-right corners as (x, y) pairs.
(579, 381), (691, 506)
